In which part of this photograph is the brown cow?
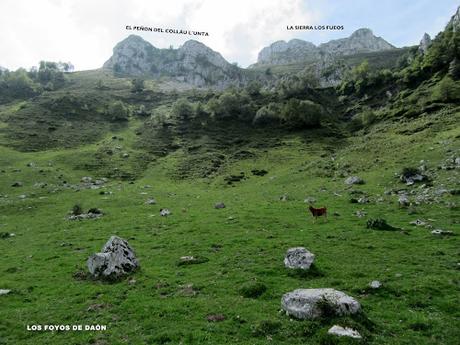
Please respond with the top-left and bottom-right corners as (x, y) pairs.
(309, 206), (327, 221)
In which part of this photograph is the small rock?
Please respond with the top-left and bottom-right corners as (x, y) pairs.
(122, 153), (129, 158)
(214, 202), (226, 209)
(398, 194), (410, 207)
(0, 289), (11, 296)
(369, 280), (382, 289)
(345, 176), (364, 185)
(206, 314), (226, 322)
(304, 197), (316, 204)
(279, 194), (288, 201)
(284, 247), (315, 270)
(145, 198), (156, 205)
(358, 196), (369, 204)
(160, 208), (171, 216)
(355, 210), (367, 218)
(328, 325), (362, 339)
(431, 229), (454, 236)
(11, 182), (23, 187)
(410, 219), (426, 226)
(81, 176), (92, 183)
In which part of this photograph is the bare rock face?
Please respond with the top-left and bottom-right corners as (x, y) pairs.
(255, 28), (394, 66)
(284, 247), (315, 270)
(449, 6), (460, 32)
(281, 288), (361, 319)
(257, 39), (320, 65)
(87, 236), (139, 280)
(103, 35), (246, 88)
(419, 33), (432, 54)
(319, 28), (394, 56)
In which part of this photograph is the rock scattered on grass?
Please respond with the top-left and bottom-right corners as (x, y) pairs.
(369, 280), (382, 289)
(145, 198), (156, 205)
(431, 229), (454, 236)
(281, 288), (361, 319)
(345, 176), (364, 185)
(160, 208), (171, 216)
(207, 314), (226, 322)
(0, 289), (11, 296)
(284, 247), (315, 270)
(410, 219), (426, 226)
(328, 325), (362, 339)
(177, 256), (209, 266)
(87, 236), (139, 280)
(304, 197), (316, 204)
(11, 182), (23, 187)
(214, 202), (225, 209)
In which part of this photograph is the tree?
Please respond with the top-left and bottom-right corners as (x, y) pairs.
(2, 69), (40, 98)
(245, 81), (262, 96)
(281, 99), (323, 128)
(432, 76), (460, 102)
(448, 57), (460, 80)
(106, 101), (130, 121)
(253, 103), (281, 126)
(171, 98), (193, 120)
(206, 90), (255, 122)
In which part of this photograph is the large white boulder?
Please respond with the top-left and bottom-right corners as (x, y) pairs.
(281, 288), (361, 319)
(284, 247), (315, 270)
(87, 236), (139, 280)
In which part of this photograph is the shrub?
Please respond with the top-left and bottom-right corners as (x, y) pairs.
(171, 98), (194, 120)
(131, 78), (145, 93)
(71, 204), (83, 216)
(253, 102), (281, 126)
(252, 320), (282, 336)
(432, 76), (460, 102)
(366, 218), (397, 231)
(281, 99), (323, 128)
(106, 101), (130, 121)
(238, 281), (267, 298)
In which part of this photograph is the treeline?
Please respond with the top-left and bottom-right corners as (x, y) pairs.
(144, 75), (328, 130)
(338, 21), (460, 102)
(0, 61), (73, 103)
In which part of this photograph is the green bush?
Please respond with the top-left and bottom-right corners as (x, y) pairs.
(238, 281), (267, 298)
(432, 76), (460, 102)
(171, 98), (194, 120)
(106, 101), (130, 121)
(281, 99), (323, 128)
(253, 102), (282, 126)
(252, 320), (282, 336)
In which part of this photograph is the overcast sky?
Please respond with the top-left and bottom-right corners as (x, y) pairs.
(0, 0), (458, 70)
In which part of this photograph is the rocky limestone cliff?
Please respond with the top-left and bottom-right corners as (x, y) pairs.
(255, 28), (395, 66)
(103, 35), (246, 88)
(257, 39), (320, 65)
(449, 6), (460, 32)
(319, 28), (394, 56)
(419, 33), (432, 54)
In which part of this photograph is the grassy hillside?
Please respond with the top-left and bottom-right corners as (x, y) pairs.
(0, 80), (459, 344)
(0, 23), (459, 344)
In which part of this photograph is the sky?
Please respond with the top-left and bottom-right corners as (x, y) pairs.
(0, 0), (458, 70)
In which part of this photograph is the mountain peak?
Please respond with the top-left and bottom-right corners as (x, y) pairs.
(103, 35), (245, 88)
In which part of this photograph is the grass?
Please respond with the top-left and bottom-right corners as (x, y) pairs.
(0, 71), (459, 345)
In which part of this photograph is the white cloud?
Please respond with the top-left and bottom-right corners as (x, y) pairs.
(0, 0), (320, 70)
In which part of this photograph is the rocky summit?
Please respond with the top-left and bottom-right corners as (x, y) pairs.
(254, 28), (394, 66)
(103, 35), (246, 88)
